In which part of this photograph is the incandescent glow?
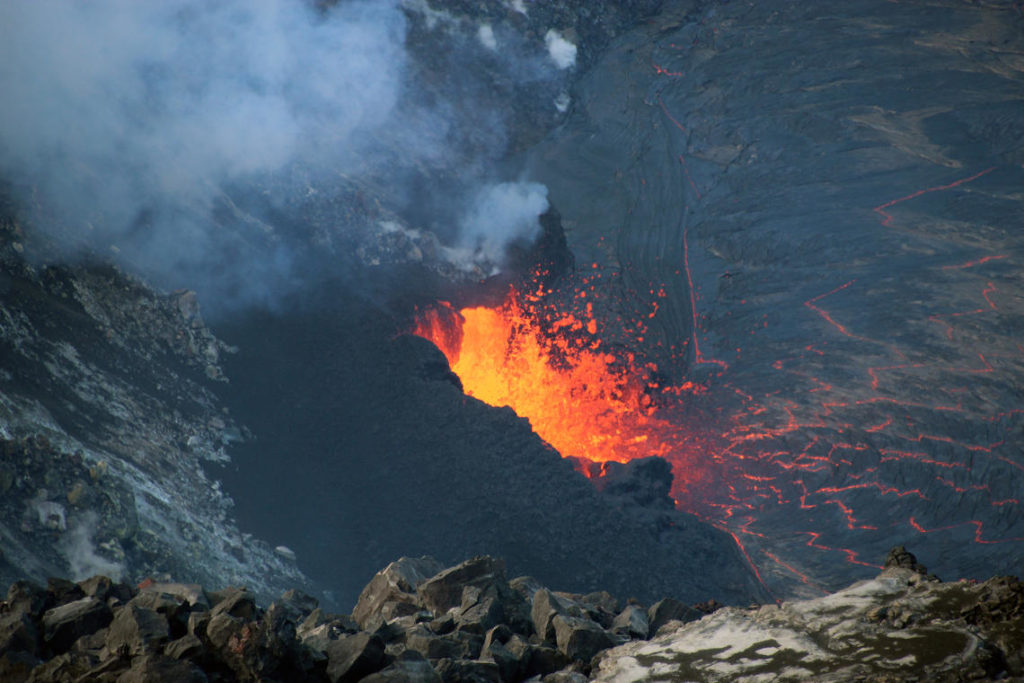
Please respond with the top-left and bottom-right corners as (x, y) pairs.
(414, 291), (701, 475)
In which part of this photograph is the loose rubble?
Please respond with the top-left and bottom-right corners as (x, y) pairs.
(1, 549), (1021, 682)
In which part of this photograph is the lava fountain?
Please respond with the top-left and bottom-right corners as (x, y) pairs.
(412, 283), (714, 506)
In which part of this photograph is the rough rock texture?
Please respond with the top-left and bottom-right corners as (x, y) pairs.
(4, 551), (1023, 682)
(593, 567), (1024, 682)
(217, 301), (766, 608)
(529, 0), (1024, 597)
(0, 213), (309, 603)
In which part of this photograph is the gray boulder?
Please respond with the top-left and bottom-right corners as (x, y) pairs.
(418, 557), (507, 615)
(646, 598), (701, 637)
(105, 604), (171, 657)
(552, 615), (615, 663)
(140, 581), (209, 610)
(1, 612), (40, 656)
(434, 657), (502, 682)
(353, 556), (443, 630)
(41, 597), (113, 654)
(611, 604), (648, 640)
(325, 631), (386, 683)
(531, 589), (583, 643)
(362, 650), (442, 682)
(164, 633), (204, 660)
(209, 586), (257, 620)
(406, 624), (483, 661)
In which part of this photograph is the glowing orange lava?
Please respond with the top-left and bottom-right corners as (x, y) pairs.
(413, 292), (695, 470)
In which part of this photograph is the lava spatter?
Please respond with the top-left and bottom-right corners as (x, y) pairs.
(412, 286), (709, 492)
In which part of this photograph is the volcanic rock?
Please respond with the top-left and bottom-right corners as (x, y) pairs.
(164, 633), (204, 660)
(531, 589), (579, 643)
(593, 568), (1024, 681)
(363, 650), (442, 683)
(0, 220), (309, 604)
(104, 603), (170, 657)
(592, 457), (676, 512)
(41, 596), (112, 654)
(885, 545), (939, 581)
(418, 557), (506, 615)
(325, 631), (386, 683)
(646, 598), (701, 637)
(5, 581), (48, 619)
(434, 656), (501, 683)
(551, 614), (615, 663)
(406, 624), (482, 661)
(1, 612), (39, 659)
(610, 604), (648, 640)
(209, 586), (257, 621)
(353, 556), (443, 630)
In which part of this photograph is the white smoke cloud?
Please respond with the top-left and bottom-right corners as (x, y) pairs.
(459, 181), (549, 264)
(0, 0), (407, 305)
(0, 0), (565, 309)
(61, 513), (124, 582)
(545, 29), (577, 69)
(478, 24), (498, 51)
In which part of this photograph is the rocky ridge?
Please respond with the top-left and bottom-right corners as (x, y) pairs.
(0, 211), (308, 603)
(2, 549), (1021, 682)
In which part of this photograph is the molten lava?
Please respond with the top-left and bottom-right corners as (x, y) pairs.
(413, 291), (698, 473)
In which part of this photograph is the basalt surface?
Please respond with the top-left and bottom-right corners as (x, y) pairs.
(526, 0), (1024, 596)
(3, 550), (1022, 683)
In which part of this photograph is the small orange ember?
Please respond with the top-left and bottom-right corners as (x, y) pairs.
(413, 290), (694, 471)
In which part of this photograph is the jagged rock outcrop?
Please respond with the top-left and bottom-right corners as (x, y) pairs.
(0, 214), (308, 603)
(3, 550), (1021, 682)
(593, 566), (1024, 681)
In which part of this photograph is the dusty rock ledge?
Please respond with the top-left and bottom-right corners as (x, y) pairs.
(1, 549), (1021, 682)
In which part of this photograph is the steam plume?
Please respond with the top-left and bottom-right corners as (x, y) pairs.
(0, 0), (559, 310)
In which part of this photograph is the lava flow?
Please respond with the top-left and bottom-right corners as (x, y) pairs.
(413, 287), (709, 492)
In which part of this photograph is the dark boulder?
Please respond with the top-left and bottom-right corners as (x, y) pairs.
(353, 556), (442, 630)
(522, 643), (571, 679)
(1, 613), (40, 656)
(139, 581), (209, 610)
(204, 612), (243, 651)
(434, 656), (502, 682)
(453, 585), (508, 636)
(884, 546), (939, 581)
(116, 653), (208, 682)
(6, 581), (47, 618)
(362, 650), (441, 683)
(0, 649), (38, 683)
(531, 589), (584, 643)
(77, 576), (135, 606)
(45, 578), (85, 607)
(406, 624), (483, 660)
(164, 633), (204, 660)
(551, 615), (615, 663)
(41, 597), (113, 654)
(611, 604), (648, 639)
(24, 651), (97, 682)
(418, 557), (507, 615)
(325, 631), (386, 683)
(480, 626), (528, 682)
(578, 592), (620, 629)
(209, 586), (257, 620)
(647, 598), (701, 637)
(592, 457), (676, 511)
(104, 603), (171, 657)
